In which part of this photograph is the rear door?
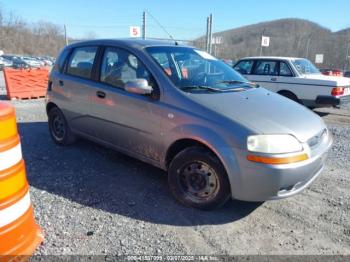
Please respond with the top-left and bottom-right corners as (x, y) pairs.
(249, 60), (279, 92)
(54, 46), (98, 136)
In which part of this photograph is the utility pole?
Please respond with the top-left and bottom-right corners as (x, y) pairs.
(208, 14), (213, 54)
(206, 17), (210, 52)
(346, 41), (350, 71)
(64, 24), (68, 46)
(142, 11), (146, 40)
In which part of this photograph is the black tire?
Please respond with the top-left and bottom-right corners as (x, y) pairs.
(168, 146), (231, 210)
(48, 107), (76, 145)
(278, 91), (300, 103)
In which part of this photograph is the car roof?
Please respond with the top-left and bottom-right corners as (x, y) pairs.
(67, 38), (191, 50)
(239, 56), (302, 61)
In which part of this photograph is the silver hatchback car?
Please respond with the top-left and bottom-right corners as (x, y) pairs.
(46, 39), (332, 210)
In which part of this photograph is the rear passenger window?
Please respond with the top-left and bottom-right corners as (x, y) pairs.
(234, 60), (254, 75)
(67, 46), (97, 79)
(253, 60), (278, 75)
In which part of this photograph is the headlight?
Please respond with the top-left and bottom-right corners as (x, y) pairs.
(247, 134), (303, 154)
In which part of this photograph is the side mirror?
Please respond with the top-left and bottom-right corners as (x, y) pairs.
(125, 79), (153, 95)
(249, 82), (260, 88)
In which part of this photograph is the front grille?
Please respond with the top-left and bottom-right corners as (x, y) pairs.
(307, 128), (327, 149)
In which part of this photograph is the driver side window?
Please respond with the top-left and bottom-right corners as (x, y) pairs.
(279, 62), (293, 77)
(100, 47), (152, 89)
(234, 60), (254, 75)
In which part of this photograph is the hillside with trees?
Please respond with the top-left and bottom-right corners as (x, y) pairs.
(0, 8), (66, 56)
(194, 18), (350, 70)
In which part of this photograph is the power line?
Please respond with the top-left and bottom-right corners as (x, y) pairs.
(145, 10), (175, 40)
(146, 24), (204, 32)
(67, 24), (136, 28)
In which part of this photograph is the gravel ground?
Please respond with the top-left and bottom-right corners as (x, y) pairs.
(0, 71), (349, 256)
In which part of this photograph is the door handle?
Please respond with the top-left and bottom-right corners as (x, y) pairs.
(271, 77), (277, 81)
(96, 90), (106, 99)
(59, 80), (64, 87)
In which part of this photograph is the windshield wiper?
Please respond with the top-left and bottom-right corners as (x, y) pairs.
(224, 87), (248, 92)
(180, 85), (223, 92)
(217, 80), (247, 84)
(217, 80), (260, 88)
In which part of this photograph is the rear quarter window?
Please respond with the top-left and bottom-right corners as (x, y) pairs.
(57, 48), (70, 73)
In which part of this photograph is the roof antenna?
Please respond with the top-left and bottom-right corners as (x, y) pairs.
(146, 10), (177, 44)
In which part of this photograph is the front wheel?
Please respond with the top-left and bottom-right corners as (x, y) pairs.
(48, 107), (76, 146)
(278, 91), (300, 104)
(168, 147), (231, 210)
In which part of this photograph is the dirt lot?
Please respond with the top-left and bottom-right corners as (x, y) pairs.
(0, 71), (349, 256)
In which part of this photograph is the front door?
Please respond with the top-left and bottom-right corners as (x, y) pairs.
(276, 60), (295, 90)
(89, 47), (163, 162)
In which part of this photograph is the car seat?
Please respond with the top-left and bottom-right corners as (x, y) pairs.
(105, 53), (137, 88)
(263, 64), (270, 75)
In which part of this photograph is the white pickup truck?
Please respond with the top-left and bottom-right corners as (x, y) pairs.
(233, 57), (350, 108)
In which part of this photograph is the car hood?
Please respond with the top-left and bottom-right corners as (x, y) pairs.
(188, 88), (325, 143)
(300, 74), (350, 86)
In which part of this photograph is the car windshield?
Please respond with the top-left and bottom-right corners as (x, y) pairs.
(291, 58), (320, 75)
(145, 46), (254, 92)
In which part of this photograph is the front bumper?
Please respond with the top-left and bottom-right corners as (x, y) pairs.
(315, 95), (350, 107)
(227, 135), (333, 202)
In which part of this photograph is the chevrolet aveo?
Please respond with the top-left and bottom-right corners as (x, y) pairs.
(46, 39), (333, 210)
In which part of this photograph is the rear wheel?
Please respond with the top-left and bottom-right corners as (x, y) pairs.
(48, 107), (76, 145)
(168, 147), (231, 210)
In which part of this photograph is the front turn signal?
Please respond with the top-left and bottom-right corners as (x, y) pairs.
(247, 153), (308, 164)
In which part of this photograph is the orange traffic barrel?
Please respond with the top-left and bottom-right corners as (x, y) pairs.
(0, 102), (43, 261)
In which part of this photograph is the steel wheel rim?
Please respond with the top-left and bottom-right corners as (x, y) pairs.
(51, 114), (66, 141)
(177, 161), (220, 203)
